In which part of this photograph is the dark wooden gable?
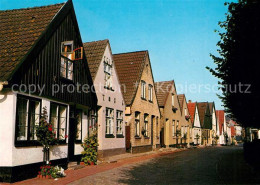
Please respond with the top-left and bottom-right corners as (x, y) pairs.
(9, 0), (97, 108)
(203, 104), (212, 129)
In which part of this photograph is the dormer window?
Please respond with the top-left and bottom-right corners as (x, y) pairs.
(148, 84), (153, 102)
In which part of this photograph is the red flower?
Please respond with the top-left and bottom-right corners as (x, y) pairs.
(48, 126), (52, 132)
(38, 171), (41, 175)
(49, 162), (51, 165)
(65, 135), (68, 139)
(40, 166), (42, 169)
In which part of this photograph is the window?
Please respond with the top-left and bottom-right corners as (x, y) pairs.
(104, 57), (113, 89)
(181, 126), (184, 137)
(148, 84), (153, 102)
(106, 108), (114, 135)
(73, 47), (83, 60)
(89, 110), (97, 136)
(177, 120), (179, 128)
(156, 117), (159, 138)
(61, 41), (74, 80)
(172, 120), (175, 136)
(172, 94), (174, 106)
(60, 56), (73, 80)
(61, 41), (73, 54)
(15, 95), (41, 143)
(116, 111), (123, 135)
(141, 81), (146, 99)
(185, 108), (187, 116)
(50, 103), (67, 141)
(75, 110), (82, 141)
(135, 112), (140, 137)
(144, 114), (149, 137)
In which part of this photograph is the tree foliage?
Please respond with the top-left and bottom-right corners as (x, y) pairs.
(207, 0), (260, 128)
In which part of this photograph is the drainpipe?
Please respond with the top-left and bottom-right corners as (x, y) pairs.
(0, 81), (8, 92)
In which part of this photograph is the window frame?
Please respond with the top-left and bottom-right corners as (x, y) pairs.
(172, 93), (174, 107)
(60, 55), (74, 80)
(15, 94), (42, 147)
(172, 120), (175, 137)
(144, 114), (149, 137)
(75, 109), (83, 143)
(105, 107), (115, 137)
(148, 84), (153, 102)
(135, 112), (140, 137)
(141, 81), (146, 100)
(49, 102), (68, 144)
(116, 110), (124, 137)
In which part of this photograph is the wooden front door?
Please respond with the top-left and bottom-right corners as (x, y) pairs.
(125, 126), (131, 151)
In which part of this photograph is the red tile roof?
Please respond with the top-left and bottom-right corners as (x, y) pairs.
(0, 2), (65, 81)
(83, 39), (109, 79)
(154, 80), (175, 107)
(113, 51), (148, 105)
(187, 102), (196, 123)
(216, 110), (225, 135)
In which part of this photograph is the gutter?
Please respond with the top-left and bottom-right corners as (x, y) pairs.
(0, 81), (8, 92)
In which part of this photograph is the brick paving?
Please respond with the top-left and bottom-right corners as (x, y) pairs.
(0, 148), (185, 185)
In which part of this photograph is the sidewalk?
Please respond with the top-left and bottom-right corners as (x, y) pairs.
(0, 148), (187, 185)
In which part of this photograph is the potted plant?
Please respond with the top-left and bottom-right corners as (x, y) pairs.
(185, 115), (191, 120)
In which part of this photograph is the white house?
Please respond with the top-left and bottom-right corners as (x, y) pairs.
(216, 110), (227, 145)
(84, 40), (126, 158)
(187, 102), (202, 145)
(0, 1), (97, 182)
(209, 102), (217, 144)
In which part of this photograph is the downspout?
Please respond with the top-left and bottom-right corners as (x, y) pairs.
(0, 81), (8, 92)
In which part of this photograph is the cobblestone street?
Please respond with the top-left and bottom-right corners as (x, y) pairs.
(69, 146), (260, 185)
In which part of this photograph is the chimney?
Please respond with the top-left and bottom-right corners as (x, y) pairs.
(188, 100), (192, 103)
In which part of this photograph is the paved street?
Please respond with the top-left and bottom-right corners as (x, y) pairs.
(69, 146), (260, 185)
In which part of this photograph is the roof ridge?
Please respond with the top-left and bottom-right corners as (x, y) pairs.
(113, 50), (148, 55)
(0, 2), (65, 12)
(83, 39), (109, 44)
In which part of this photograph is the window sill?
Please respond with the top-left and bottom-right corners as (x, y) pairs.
(149, 100), (153, 103)
(141, 97), (147, 101)
(105, 134), (115, 138)
(144, 136), (150, 139)
(116, 134), (124, 138)
(135, 136), (141, 139)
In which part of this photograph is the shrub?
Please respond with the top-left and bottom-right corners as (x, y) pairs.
(81, 131), (98, 165)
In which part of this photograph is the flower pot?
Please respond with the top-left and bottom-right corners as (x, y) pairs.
(90, 162), (95, 166)
(80, 162), (85, 166)
(39, 175), (43, 179)
(46, 175), (49, 179)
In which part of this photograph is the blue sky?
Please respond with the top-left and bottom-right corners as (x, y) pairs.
(0, 0), (234, 110)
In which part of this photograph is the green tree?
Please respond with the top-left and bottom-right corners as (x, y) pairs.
(207, 0), (260, 128)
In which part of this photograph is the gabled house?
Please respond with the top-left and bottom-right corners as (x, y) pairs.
(83, 39), (126, 158)
(216, 110), (226, 145)
(208, 102), (218, 145)
(187, 101), (202, 145)
(0, 1), (97, 182)
(113, 51), (160, 153)
(177, 94), (192, 147)
(197, 102), (212, 145)
(155, 80), (182, 147)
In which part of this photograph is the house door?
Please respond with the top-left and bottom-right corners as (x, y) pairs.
(68, 106), (76, 161)
(125, 126), (131, 151)
(160, 128), (164, 147)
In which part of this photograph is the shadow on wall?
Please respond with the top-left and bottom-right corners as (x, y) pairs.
(51, 146), (67, 159)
